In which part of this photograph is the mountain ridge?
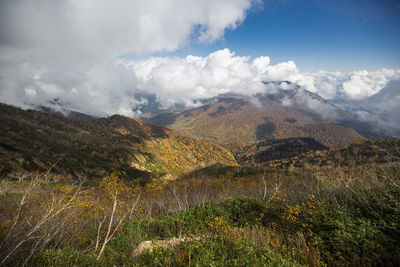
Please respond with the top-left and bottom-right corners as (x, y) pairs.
(0, 103), (236, 181)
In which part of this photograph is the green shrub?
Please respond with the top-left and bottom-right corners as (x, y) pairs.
(308, 205), (393, 266)
(29, 249), (106, 267)
(135, 238), (300, 267)
(222, 197), (266, 226)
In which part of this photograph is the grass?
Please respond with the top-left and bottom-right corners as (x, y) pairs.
(27, 188), (400, 266)
(1, 156), (399, 266)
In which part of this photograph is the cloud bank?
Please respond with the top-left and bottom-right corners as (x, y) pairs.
(308, 69), (400, 100)
(0, 0), (399, 129)
(124, 51), (400, 111)
(1, 47), (400, 117)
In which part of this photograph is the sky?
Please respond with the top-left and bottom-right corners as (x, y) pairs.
(153, 0), (400, 72)
(0, 0), (399, 118)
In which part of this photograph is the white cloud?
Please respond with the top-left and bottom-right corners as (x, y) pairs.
(124, 51), (400, 112)
(2, 44), (400, 118)
(124, 49), (271, 108)
(359, 80), (400, 131)
(24, 88), (37, 97)
(0, 0), (257, 62)
(342, 69), (400, 99)
(0, 0), (258, 115)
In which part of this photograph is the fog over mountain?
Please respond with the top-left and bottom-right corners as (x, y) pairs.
(340, 80), (400, 134)
(0, 0), (399, 132)
(1, 48), (399, 132)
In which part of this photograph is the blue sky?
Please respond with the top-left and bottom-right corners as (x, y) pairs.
(159, 0), (400, 72)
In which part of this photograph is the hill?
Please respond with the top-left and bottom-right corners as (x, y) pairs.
(147, 90), (365, 148)
(0, 103), (236, 181)
(253, 139), (400, 170)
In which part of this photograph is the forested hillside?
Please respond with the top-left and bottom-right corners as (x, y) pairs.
(0, 103), (236, 181)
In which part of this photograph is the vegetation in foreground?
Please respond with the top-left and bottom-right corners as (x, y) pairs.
(1, 157), (399, 266)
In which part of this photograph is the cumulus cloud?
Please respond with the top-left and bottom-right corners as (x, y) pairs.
(2, 46), (400, 118)
(307, 69), (400, 100)
(122, 53), (400, 128)
(124, 49), (271, 109)
(0, 0), (257, 61)
(0, 0), (258, 115)
(342, 69), (400, 99)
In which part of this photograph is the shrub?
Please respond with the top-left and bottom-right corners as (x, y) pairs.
(135, 238), (300, 267)
(222, 197), (266, 226)
(29, 249), (106, 267)
(308, 205), (393, 266)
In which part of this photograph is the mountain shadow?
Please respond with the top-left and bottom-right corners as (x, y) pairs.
(256, 118), (276, 140)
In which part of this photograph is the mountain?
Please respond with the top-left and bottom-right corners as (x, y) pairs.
(0, 103), (236, 181)
(146, 85), (365, 148)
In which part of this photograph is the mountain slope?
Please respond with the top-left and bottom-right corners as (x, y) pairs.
(147, 90), (364, 148)
(0, 103), (236, 181)
(235, 137), (329, 165)
(263, 139), (400, 170)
